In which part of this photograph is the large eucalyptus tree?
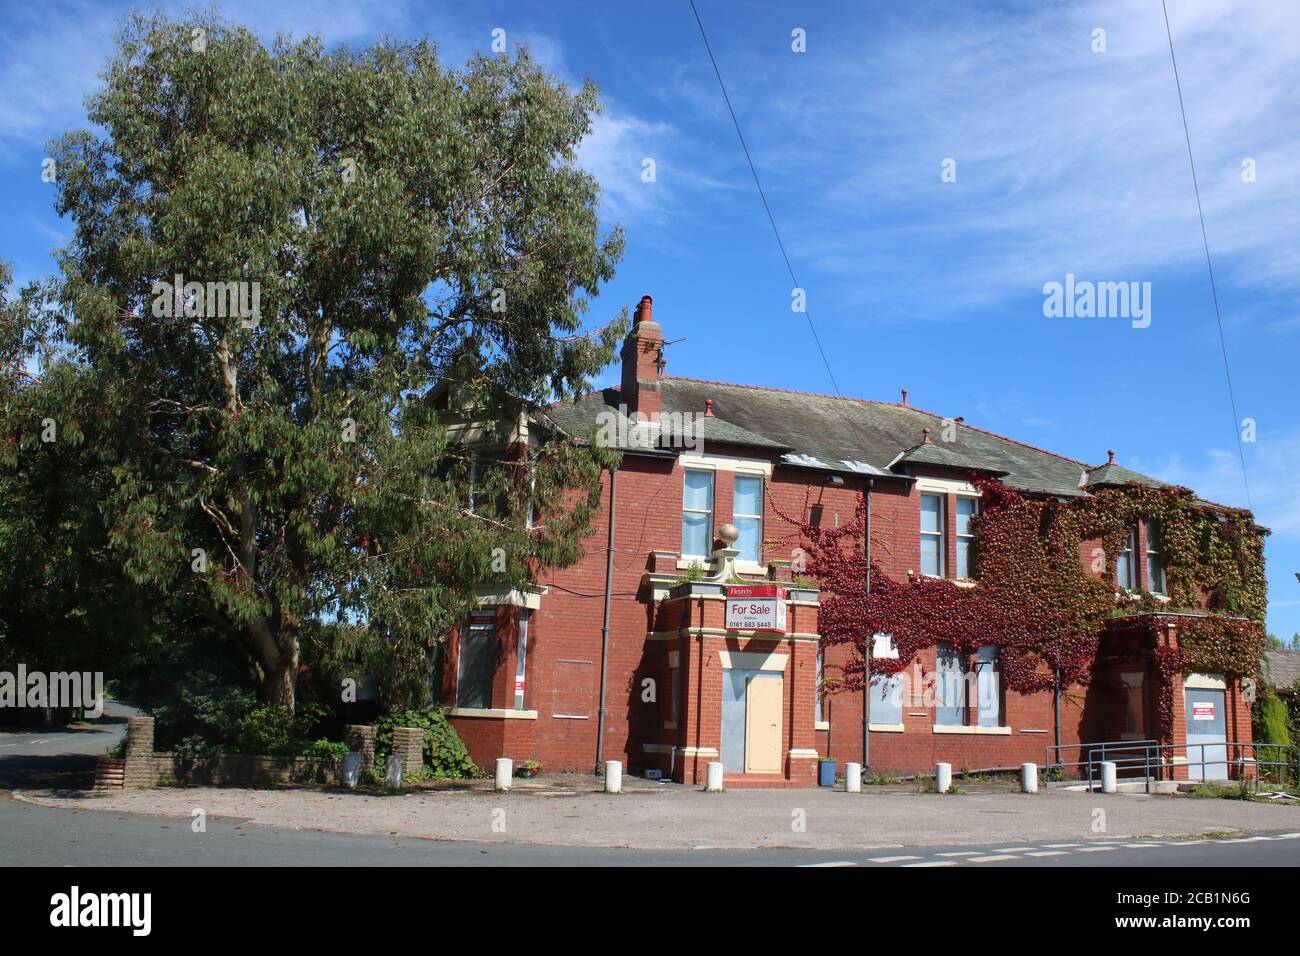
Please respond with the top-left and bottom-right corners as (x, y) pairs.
(32, 11), (625, 710)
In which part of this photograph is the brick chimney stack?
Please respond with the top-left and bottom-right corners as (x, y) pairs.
(620, 295), (663, 418)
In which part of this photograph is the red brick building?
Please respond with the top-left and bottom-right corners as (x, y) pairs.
(434, 295), (1261, 787)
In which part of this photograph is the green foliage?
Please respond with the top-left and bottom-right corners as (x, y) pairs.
(300, 738), (349, 760)
(234, 702), (329, 756)
(1258, 691), (1291, 749)
(112, 628), (258, 753)
(373, 707), (483, 779)
(4, 9), (627, 716)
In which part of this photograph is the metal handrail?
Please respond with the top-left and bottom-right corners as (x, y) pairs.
(1045, 738), (1296, 792)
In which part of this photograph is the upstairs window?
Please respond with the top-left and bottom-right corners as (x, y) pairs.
(733, 474), (763, 564)
(681, 470), (714, 558)
(955, 497), (979, 579)
(920, 494), (945, 577)
(1145, 521), (1166, 596)
(1116, 529), (1136, 589)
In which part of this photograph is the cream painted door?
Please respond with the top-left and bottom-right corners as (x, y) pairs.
(744, 674), (783, 773)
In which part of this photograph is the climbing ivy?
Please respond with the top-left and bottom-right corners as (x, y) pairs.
(772, 477), (1267, 740)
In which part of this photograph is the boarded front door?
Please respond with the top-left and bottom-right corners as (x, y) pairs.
(744, 674), (783, 773)
(1184, 686), (1228, 781)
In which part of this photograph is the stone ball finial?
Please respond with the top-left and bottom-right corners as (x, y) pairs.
(717, 523), (740, 547)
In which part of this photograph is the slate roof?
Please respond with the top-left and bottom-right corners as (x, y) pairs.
(1085, 462), (1170, 489)
(1264, 650), (1300, 691)
(545, 377), (1172, 499)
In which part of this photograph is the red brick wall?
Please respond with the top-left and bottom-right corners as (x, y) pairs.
(441, 423), (1249, 783)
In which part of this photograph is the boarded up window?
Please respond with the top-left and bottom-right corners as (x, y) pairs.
(552, 659), (594, 718)
(457, 612), (498, 708)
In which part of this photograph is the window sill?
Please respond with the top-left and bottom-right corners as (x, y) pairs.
(932, 724), (1011, 736)
(448, 707), (538, 720)
(868, 723), (905, 733)
(814, 720), (830, 731)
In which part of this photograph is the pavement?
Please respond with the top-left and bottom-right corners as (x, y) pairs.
(3, 703), (1299, 865)
(15, 778), (1300, 852)
(1, 792), (1297, 866)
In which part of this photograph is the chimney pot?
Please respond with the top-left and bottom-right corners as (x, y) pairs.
(901, 388), (909, 407)
(922, 427), (932, 444)
(620, 294), (663, 419)
(1108, 449), (1115, 465)
(705, 398), (714, 417)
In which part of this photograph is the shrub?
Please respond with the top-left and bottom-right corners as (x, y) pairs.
(300, 738), (349, 760)
(234, 702), (329, 756)
(373, 708), (483, 779)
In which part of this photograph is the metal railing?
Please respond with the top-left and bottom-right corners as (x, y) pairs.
(1045, 739), (1297, 793)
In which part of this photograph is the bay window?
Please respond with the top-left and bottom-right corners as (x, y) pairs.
(1116, 529), (1136, 589)
(681, 470), (714, 558)
(1145, 521), (1166, 595)
(733, 474), (763, 564)
(956, 497), (978, 579)
(920, 494), (945, 577)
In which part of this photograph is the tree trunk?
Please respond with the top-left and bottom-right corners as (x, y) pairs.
(248, 616), (298, 713)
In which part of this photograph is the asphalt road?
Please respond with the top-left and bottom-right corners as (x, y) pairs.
(0, 705), (135, 790)
(2, 705), (1297, 866)
(0, 795), (1297, 866)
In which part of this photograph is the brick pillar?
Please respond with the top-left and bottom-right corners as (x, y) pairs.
(346, 724), (376, 773)
(124, 716), (155, 789)
(393, 727), (424, 775)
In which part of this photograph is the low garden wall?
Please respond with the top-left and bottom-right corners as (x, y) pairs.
(94, 716), (409, 789)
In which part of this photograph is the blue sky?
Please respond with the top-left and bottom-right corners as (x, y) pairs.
(2, 0), (1297, 637)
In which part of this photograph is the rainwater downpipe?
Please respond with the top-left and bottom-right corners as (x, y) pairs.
(594, 465), (617, 775)
(863, 477), (874, 772)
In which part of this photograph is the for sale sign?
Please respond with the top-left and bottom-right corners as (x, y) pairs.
(725, 585), (788, 633)
(1192, 702), (1215, 721)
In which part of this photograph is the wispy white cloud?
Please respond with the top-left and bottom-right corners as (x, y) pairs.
(1127, 425), (1300, 540)
(697, 0), (1300, 320)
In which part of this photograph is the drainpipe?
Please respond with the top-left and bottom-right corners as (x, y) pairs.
(863, 478), (874, 772)
(594, 465), (617, 775)
(1053, 639), (1061, 771)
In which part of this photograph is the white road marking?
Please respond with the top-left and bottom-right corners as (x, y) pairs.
(937, 851), (980, 857)
(903, 861), (959, 868)
(800, 861), (858, 867)
(867, 855), (922, 863)
(1041, 843), (1082, 848)
(1025, 851), (1068, 857)
(1077, 846), (1116, 852)
(995, 847), (1037, 853)
(968, 854), (1020, 863)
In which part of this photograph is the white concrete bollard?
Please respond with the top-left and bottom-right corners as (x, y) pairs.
(705, 761), (725, 792)
(342, 751), (360, 788)
(1100, 760), (1117, 794)
(845, 762), (862, 793)
(1020, 762), (1038, 794)
(605, 760), (622, 793)
(384, 753), (403, 788)
(494, 757), (513, 792)
(935, 762), (952, 794)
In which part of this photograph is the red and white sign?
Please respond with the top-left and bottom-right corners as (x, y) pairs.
(725, 585), (788, 633)
(1192, 702), (1216, 721)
